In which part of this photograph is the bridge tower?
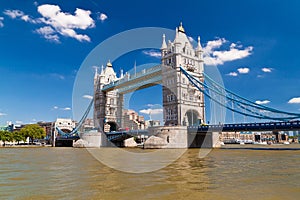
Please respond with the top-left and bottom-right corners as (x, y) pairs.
(161, 23), (205, 126)
(94, 61), (123, 132)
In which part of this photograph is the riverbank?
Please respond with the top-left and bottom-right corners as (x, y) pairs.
(221, 143), (300, 150)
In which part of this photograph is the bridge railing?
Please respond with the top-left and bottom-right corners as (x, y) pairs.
(188, 120), (300, 132)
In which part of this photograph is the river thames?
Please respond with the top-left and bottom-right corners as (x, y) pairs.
(0, 147), (299, 200)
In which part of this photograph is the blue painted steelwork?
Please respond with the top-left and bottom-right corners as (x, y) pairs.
(180, 67), (300, 121)
(106, 130), (149, 142)
(188, 120), (300, 132)
(56, 98), (94, 138)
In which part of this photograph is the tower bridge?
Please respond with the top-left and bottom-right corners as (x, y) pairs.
(91, 23), (300, 148)
(57, 23), (300, 148)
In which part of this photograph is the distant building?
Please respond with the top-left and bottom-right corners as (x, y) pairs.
(37, 121), (54, 141)
(122, 109), (145, 130)
(145, 120), (161, 129)
(0, 121), (14, 132)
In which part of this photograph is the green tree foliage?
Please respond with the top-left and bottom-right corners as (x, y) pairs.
(0, 130), (13, 146)
(13, 131), (25, 144)
(20, 124), (46, 144)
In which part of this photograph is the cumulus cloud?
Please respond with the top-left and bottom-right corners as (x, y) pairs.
(62, 107), (71, 111)
(83, 94), (93, 100)
(262, 67), (272, 73)
(227, 72), (238, 77)
(99, 13), (108, 21)
(37, 4), (95, 42)
(288, 97), (300, 104)
(0, 17), (4, 27)
(143, 50), (161, 58)
(4, 4), (98, 42)
(53, 106), (59, 110)
(237, 67), (250, 74)
(255, 100), (270, 105)
(203, 38), (253, 66)
(139, 108), (163, 115)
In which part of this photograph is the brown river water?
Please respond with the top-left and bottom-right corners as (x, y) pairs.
(0, 147), (299, 200)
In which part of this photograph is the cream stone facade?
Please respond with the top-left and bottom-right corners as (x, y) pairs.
(161, 23), (205, 126)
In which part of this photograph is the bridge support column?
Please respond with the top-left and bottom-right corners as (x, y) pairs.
(147, 126), (188, 148)
(51, 131), (56, 147)
(188, 131), (221, 148)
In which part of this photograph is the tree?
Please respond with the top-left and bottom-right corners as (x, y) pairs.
(20, 124), (46, 144)
(13, 131), (25, 145)
(0, 130), (13, 146)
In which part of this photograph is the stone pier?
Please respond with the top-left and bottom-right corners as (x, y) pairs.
(145, 126), (221, 148)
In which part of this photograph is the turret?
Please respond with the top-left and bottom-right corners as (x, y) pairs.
(196, 36), (203, 59)
(161, 34), (167, 57)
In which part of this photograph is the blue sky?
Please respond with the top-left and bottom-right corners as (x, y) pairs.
(1, 0), (300, 125)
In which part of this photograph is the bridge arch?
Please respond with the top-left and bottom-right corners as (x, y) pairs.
(105, 121), (118, 132)
(184, 109), (200, 126)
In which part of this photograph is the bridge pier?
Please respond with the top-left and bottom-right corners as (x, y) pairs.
(146, 126), (220, 148)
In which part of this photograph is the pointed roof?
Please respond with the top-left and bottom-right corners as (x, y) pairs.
(173, 22), (192, 48)
(178, 22), (185, 33)
(196, 36), (203, 51)
(106, 60), (112, 67)
(161, 34), (167, 49)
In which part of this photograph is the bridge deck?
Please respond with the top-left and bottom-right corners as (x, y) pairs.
(188, 121), (300, 132)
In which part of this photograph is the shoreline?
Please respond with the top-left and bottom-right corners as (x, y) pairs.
(220, 143), (300, 150)
(1, 143), (300, 150)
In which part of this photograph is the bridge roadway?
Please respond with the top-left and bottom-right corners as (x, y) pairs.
(106, 120), (300, 142)
(188, 120), (300, 132)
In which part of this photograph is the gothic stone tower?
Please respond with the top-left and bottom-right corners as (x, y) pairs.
(161, 23), (205, 126)
(94, 61), (123, 132)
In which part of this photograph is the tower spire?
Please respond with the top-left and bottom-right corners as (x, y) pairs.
(196, 36), (203, 51)
(178, 22), (185, 33)
(161, 34), (167, 49)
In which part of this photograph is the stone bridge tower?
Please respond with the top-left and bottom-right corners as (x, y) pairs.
(161, 23), (205, 126)
(94, 61), (123, 132)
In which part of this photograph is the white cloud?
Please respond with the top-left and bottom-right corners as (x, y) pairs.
(37, 4), (95, 42)
(99, 13), (108, 21)
(0, 17), (4, 27)
(288, 97), (300, 104)
(3, 9), (24, 19)
(35, 26), (59, 43)
(140, 108), (163, 115)
(53, 106), (71, 111)
(83, 95), (93, 100)
(50, 73), (65, 80)
(15, 120), (23, 124)
(4, 9), (41, 24)
(227, 72), (238, 77)
(143, 50), (161, 58)
(255, 100), (270, 105)
(4, 5), (96, 42)
(0, 112), (7, 116)
(262, 68), (272, 73)
(237, 67), (250, 74)
(203, 38), (253, 66)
